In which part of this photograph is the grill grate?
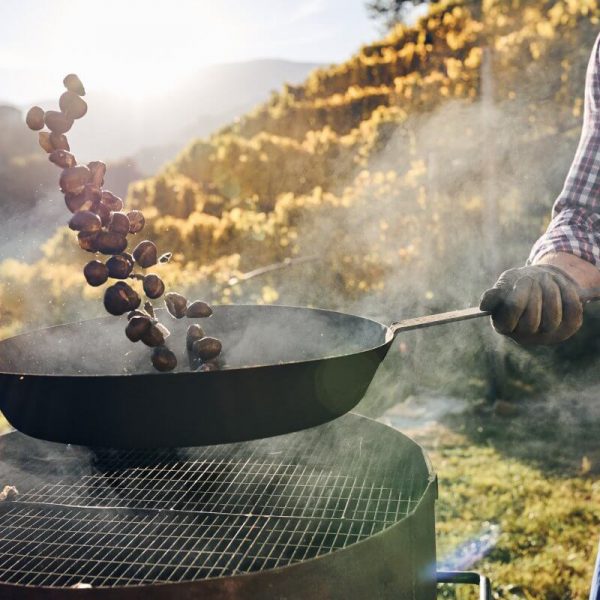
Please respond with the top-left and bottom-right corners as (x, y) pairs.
(17, 459), (413, 523)
(0, 506), (386, 587)
(0, 418), (429, 588)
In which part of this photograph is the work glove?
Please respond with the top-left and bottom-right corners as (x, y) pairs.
(479, 264), (583, 345)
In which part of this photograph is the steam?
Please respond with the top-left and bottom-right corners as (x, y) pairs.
(438, 523), (501, 571)
(0, 72), (581, 427)
(0, 305), (385, 376)
(229, 85), (589, 421)
(0, 191), (65, 263)
(0, 35), (593, 421)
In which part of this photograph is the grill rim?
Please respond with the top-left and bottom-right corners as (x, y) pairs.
(0, 414), (438, 597)
(0, 478), (438, 598)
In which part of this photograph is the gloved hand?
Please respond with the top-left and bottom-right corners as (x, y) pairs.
(479, 264), (583, 345)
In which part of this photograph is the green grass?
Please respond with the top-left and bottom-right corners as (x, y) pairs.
(423, 396), (600, 600)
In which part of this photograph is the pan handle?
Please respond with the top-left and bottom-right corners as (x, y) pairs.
(390, 307), (487, 335)
(390, 286), (600, 337)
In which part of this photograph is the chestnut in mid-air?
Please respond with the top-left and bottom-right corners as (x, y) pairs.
(103, 282), (140, 316)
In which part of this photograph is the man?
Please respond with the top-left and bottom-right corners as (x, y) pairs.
(481, 33), (600, 343)
(479, 33), (600, 600)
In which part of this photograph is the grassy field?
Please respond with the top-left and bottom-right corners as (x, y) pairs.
(426, 393), (600, 600)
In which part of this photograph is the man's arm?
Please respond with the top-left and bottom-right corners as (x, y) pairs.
(534, 252), (600, 290)
(481, 34), (600, 345)
(529, 30), (600, 271)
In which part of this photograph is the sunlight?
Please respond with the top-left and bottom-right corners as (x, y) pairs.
(24, 0), (240, 101)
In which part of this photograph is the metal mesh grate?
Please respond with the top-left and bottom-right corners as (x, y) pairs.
(0, 417), (430, 588)
(0, 506), (388, 587)
(17, 457), (414, 523)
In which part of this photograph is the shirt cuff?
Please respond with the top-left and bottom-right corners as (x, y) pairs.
(528, 209), (600, 266)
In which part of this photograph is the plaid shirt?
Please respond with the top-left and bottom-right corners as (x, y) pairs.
(528, 33), (600, 267)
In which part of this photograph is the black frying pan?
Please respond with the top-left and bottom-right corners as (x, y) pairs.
(0, 294), (596, 448)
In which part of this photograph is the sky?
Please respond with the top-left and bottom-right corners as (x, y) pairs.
(0, 0), (387, 104)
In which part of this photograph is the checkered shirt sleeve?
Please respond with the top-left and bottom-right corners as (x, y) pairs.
(528, 33), (600, 267)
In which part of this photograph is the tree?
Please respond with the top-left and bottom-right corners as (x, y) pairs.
(365, 0), (430, 29)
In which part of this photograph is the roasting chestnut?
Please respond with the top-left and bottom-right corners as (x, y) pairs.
(68, 210), (102, 233)
(49, 132), (70, 151)
(64, 184), (101, 213)
(63, 73), (86, 96)
(88, 161), (106, 187)
(60, 165), (91, 195)
(192, 337), (222, 361)
(44, 110), (73, 134)
(106, 253), (134, 279)
(103, 281), (140, 316)
(92, 200), (111, 227)
(78, 231), (99, 252)
(165, 292), (188, 319)
(151, 346), (177, 372)
(83, 260), (109, 287)
(127, 210), (145, 234)
(26, 73), (228, 375)
(95, 231), (128, 255)
(101, 191), (123, 212)
(26, 106), (45, 131)
(38, 132), (54, 153)
(141, 324), (165, 347)
(186, 324), (205, 350)
(49, 149), (76, 169)
(186, 301), (213, 318)
(59, 91), (87, 120)
(143, 274), (165, 299)
(125, 315), (152, 342)
(133, 240), (157, 268)
(109, 212), (130, 235)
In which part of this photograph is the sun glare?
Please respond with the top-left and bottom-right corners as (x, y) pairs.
(27, 0), (241, 101)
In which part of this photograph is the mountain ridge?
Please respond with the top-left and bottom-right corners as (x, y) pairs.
(3, 58), (321, 168)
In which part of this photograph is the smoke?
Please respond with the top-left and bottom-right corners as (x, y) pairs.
(214, 78), (600, 444)
(0, 305), (385, 376)
(0, 190), (65, 262)
(438, 522), (500, 571)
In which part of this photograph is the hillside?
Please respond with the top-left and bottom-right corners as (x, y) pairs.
(22, 59), (321, 169)
(2, 0), (598, 381)
(0, 60), (318, 261)
(0, 105), (144, 262)
(126, 0), (597, 323)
